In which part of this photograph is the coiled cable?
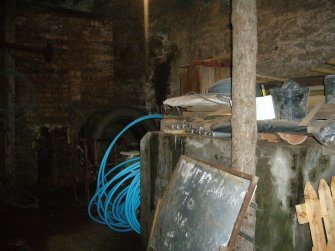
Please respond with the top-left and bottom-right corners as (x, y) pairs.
(88, 114), (162, 234)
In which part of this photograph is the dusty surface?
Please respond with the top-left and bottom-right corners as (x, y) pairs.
(0, 189), (144, 251)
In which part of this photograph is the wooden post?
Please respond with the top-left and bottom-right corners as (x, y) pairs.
(4, 0), (16, 187)
(231, 0), (257, 250)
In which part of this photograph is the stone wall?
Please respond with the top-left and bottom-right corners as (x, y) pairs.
(151, 0), (335, 95)
(257, 0), (335, 78)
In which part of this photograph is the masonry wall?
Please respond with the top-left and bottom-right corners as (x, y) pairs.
(0, 7), (147, 189)
(257, 0), (335, 78)
(11, 9), (116, 188)
(150, 0), (335, 96)
(15, 9), (115, 123)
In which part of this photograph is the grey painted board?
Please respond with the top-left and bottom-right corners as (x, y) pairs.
(149, 155), (252, 251)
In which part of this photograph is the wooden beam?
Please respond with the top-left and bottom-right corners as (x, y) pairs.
(231, 0), (257, 250)
(4, 0), (16, 187)
(231, 0), (257, 190)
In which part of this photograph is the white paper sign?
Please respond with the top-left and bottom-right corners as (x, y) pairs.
(256, 95), (276, 120)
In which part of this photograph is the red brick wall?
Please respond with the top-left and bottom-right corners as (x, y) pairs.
(11, 8), (116, 188)
(15, 9), (114, 124)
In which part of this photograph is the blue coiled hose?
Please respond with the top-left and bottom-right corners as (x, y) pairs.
(88, 114), (162, 234)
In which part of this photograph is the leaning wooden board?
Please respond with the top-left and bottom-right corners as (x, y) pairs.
(148, 155), (258, 251)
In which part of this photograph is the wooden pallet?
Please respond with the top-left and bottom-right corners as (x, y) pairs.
(296, 177), (335, 251)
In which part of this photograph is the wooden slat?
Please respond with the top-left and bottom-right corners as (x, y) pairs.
(318, 179), (335, 249)
(314, 104), (335, 120)
(304, 182), (327, 251)
(180, 70), (189, 94)
(326, 58), (335, 66)
(214, 67), (230, 82)
(296, 178), (335, 250)
(296, 203), (309, 224)
(308, 85), (325, 91)
(258, 133), (279, 143)
(308, 95), (325, 109)
(256, 74), (287, 82)
(183, 111), (231, 119)
(310, 67), (335, 75)
(331, 177), (335, 201)
(200, 66), (215, 93)
(299, 101), (324, 126)
(180, 68), (200, 95)
(332, 177), (335, 251)
(147, 199), (162, 251)
(162, 129), (186, 134)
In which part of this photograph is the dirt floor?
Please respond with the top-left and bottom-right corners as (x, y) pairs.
(0, 189), (144, 251)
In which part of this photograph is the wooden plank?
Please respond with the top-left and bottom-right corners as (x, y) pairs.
(326, 58), (335, 66)
(214, 67), (230, 82)
(318, 179), (335, 249)
(293, 75), (324, 87)
(162, 129), (186, 134)
(256, 74), (287, 82)
(208, 111), (232, 116)
(186, 105), (230, 112)
(296, 203), (309, 224)
(180, 68), (200, 95)
(307, 126), (321, 134)
(258, 133), (279, 143)
(314, 104), (335, 120)
(183, 105), (231, 118)
(308, 95), (325, 109)
(200, 66), (215, 93)
(183, 111), (230, 119)
(311, 67), (335, 75)
(304, 182), (327, 251)
(180, 70), (189, 94)
(308, 85), (324, 91)
(299, 101), (324, 126)
(331, 177), (335, 201)
(146, 199), (162, 251)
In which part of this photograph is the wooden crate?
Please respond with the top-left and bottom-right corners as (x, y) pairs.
(180, 66), (230, 94)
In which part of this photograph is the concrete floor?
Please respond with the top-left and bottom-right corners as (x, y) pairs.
(0, 189), (144, 251)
